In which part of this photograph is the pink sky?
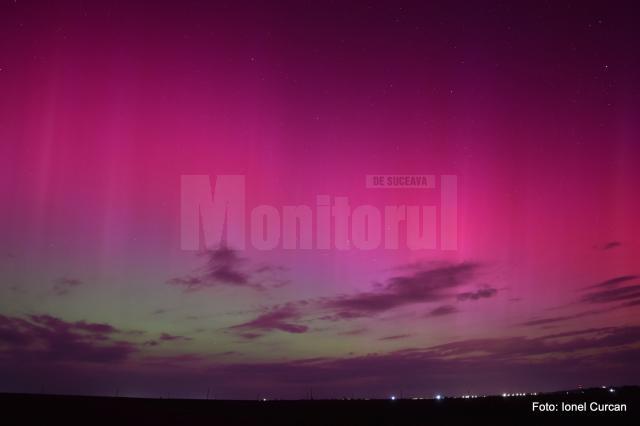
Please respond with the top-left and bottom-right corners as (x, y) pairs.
(1, 1), (639, 398)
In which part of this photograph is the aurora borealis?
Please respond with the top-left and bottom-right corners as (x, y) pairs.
(1, 1), (640, 399)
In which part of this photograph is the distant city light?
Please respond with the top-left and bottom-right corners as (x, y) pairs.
(435, 394), (443, 400)
(609, 388), (615, 393)
(390, 395), (396, 401)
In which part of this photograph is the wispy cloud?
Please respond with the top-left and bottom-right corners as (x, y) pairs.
(228, 262), (483, 338)
(168, 245), (288, 292)
(579, 275), (640, 305)
(0, 314), (135, 363)
(456, 285), (498, 301)
(426, 325), (640, 358)
(583, 275), (637, 290)
(521, 274), (640, 327)
(379, 334), (412, 341)
(3, 314), (640, 398)
(159, 333), (192, 342)
(15, 324), (638, 399)
(229, 304), (308, 339)
(520, 309), (605, 327)
(144, 332), (193, 346)
(427, 305), (459, 317)
(321, 262), (480, 318)
(598, 241), (622, 250)
(581, 284), (640, 304)
(52, 277), (84, 296)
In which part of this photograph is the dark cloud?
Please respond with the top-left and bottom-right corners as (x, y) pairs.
(229, 304), (308, 339)
(188, 335), (640, 397)
(52, 277), (83, 296)
(168, 246), (288, 292)
(2, 318), (640, 399)
(159, 333), (192, 342)
(0, 314), (135, 364)
(583, 275), (638, 290)
(228, 262), (481, 337)
(522, 275), (640, 327)
(621, 298), (640, 308)
(520, 309), (605, 327)
(322, 262), (479, 317)
(6, 325), (638, 399)
(379, 334), (411, 341)
(168, 246), (251, 291)
(237, 332), (262, 340)
(600, 241), (622, 250)
(426, 325), (640, 359)
(318, 311), (366, 322)
(427, 305), (459, 317)
(201, 246), (250, 283)
(456, 286), (498, 301)
(143, 333), (192, 347)
(577, 274), (640, 308)
(581, 284), (640, 304)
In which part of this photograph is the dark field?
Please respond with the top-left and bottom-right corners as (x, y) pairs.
(2, 387), (639, 425)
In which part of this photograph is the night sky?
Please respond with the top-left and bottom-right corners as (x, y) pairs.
(1, 1), (640, 399)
